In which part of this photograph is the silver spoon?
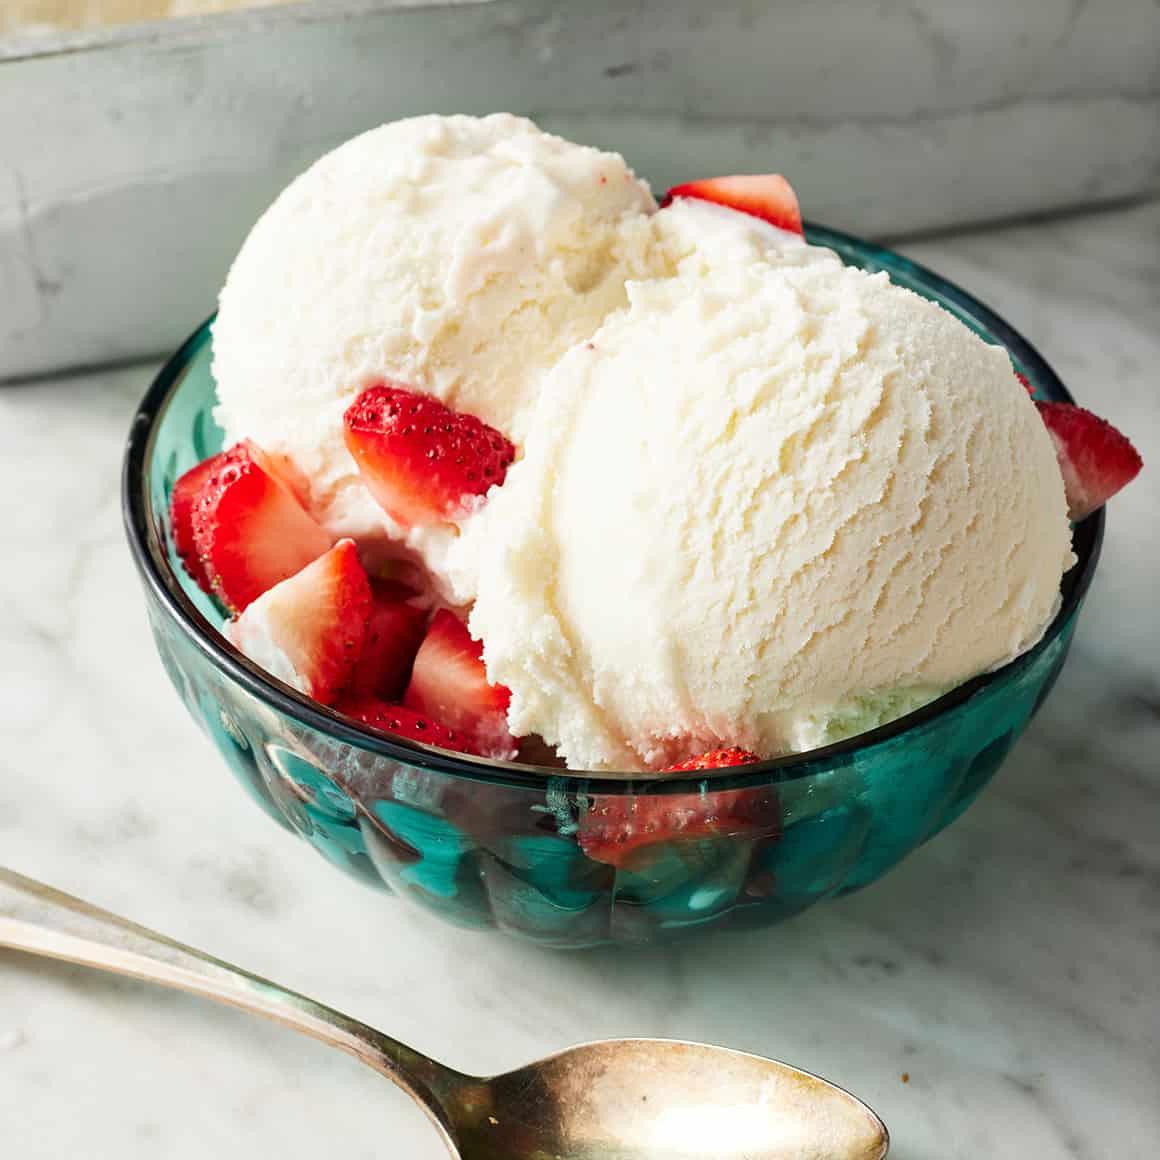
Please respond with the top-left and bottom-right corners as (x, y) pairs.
(0, 867), (887, 1159)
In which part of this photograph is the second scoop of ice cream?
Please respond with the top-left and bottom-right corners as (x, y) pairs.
(464, 206), (1075, 770)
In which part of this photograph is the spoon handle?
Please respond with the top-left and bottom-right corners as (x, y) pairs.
(0, 867), (463, 1130)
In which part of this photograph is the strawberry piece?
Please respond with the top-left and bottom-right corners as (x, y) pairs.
(346, 581), (428, 700)
(192, 440), (333, 612)
(661, 174), (803, 236)
(403, 609), (517, 760)
(226, 539), (371, 706)
(1036, 401), (1142, 520)
(169, 451), (229, 594)
(337, 696), (469, 754)
(344, 384), (516, 528)
(663, 747), (764, 773)
(578, 748), (778, 870)
(1014, 370), (1036, 396)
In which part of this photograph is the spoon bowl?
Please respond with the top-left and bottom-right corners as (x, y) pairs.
(0, 868), (887, 1159)
(453, 1038), (887, 1160)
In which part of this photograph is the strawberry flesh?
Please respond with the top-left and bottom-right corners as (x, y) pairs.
(664, 747), (764, 773)
(403, 609), (517, 760)
(227, 539), (371, 706)
(1036, 401), (1142, 520)
(578, 748), (778, 870)
(344, 384), (516, 528)
(661, 174), (803, 236)
(170, 451), (229, 594)
(337, 696), (469, 754)
(346, 581), (429, 700)
(192, 440), (333, 612)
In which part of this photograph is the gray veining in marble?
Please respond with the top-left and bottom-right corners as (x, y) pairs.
(0, 201), (1158, 1157)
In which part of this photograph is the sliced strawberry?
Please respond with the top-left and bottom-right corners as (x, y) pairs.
(403, 609), (517, 760)
(226, 539), (370, 706)
(344, 384), (516, 528)
(663, 748), (764, 773)
(346, 581), (428, 700)
(661, 174), (803, 236)
(578, 748), (777, 870)
(337, 696), (470, 754)
(193, 440), (333, 612)
(169, 451), (229, 594)
(1036, 401), (1142, 520)
(1014, 370), (1036, 396)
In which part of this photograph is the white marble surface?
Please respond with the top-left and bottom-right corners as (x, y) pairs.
(1, 201), (1158, 1158)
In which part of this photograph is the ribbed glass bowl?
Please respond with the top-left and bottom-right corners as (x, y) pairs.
(123, 224), (1102, 948)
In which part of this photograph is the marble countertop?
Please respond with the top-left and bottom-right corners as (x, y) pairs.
(2, 200), (1157, 1159)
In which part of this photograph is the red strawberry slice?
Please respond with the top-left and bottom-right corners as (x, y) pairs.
(661, 174), (803, 236)
(578, 748), (778, 870)
(1014, 370), (1036, 396)
(1036, 401), (1142, 520)
(170, 451), (229, 594)
(663, 747), (763, 773)
(346, 581), (429, 700)
(337, 696), (469, 754)
(403, 609), (517, 760)
(344, 384), (516, 528)
(193, 440), (333, 612)
(226, 539), (371, 706)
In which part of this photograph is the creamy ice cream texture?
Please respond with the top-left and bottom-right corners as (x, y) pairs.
(213, 114), (1074, 770)
(213, 113), (656, 547)
(464, 200), (1073, 767)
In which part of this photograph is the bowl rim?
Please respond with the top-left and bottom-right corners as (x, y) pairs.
(123, 221), (1103, 792)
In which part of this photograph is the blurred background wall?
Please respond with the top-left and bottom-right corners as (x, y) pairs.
(2, 0), (1158, 380)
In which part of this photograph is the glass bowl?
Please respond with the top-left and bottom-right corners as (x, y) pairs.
(123, 224), (1102, 948)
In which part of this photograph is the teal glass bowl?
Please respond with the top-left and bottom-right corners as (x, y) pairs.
(123, 224), (1102, 948)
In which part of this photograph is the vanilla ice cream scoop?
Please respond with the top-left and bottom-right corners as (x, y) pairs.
(212, 113), (656, 546)
(465, 202), (1074, 770)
